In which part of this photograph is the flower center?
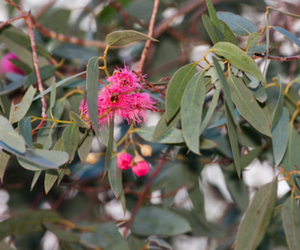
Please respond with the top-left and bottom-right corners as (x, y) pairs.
(121, 79), (129, 86)
(110, 95), (119, 103)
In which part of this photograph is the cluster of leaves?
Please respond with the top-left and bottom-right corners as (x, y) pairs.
(1, 0), (300, 249)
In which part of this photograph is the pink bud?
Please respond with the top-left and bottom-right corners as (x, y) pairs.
(132, 161), (150, 177)
(117, 153), (133, 170)
(0, 52), (25, 76)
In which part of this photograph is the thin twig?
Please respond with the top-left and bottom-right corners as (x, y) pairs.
(0, 14), (27, 30)
(253, 53), (300, 62)
(138, 0), (160, 72)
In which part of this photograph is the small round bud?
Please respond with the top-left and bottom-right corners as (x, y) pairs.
(132, 161), (150, 177)
(85, 153), (98, 165)
(117, 153), (133, 170)
(140, 144), (152, 157)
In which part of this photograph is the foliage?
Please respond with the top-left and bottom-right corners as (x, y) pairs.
(0, 0), (300, 249)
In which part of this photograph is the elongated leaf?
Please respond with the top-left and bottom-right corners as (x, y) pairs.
(228, 72), (272, 137)
(272, 107), (289, 166)
(202, 14), (219, 44)
(251, 83), (268, 103)
(273, 26), (300, 49)
(19, 117), (34, 149)
(206, 0), (223, 32)
(18, 149), (69, 171)
(10, 85), (36, 124)
(282, 196), (300, 250)
(24, 65), (56, 88)
(0, 115), (26, 154)
(69, 111), (89, 128)
(181, 70), (206, 154)
(104, 118), (115, 174)
(212, 57), (238, 127)
(82, 222), (130, 250)
(166, 63), (197, 121)
(136, 126), (184, 144)
(153, 110), (181, 141)
(217, 12), (258, 36)
(219, 20), (238, 45)
(0, 210), (62, 239)
(86, 57), (99, 134)
(78, 130), (94, 162)
(199, 88), (220, 134)
(272, 77), (284, 124)
(211, 42), (265, 84)
(50, 81), (56, 109)
(247, 33), (261, 50)
(108, 156), (122, 198)
(32, 71), (86, 102)
(44, 169), (58, 194)
(132, 206), (191, 236)
(44, 222), (80, 243)
(235, 179), (278, 250)
(225, 104), (241, 177)
(31, 171), (41, 191)
(0, 150), (10, 182)
(106, 30), (158, 46)
(62, 123), (80, 162)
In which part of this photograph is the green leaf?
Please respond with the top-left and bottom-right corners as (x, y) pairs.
(136, 126), (184, 144)
(202, 14), (219, 44)
(0, 210), (63, 239)
(282, 196), (300, 250)
(18, 149), (69, 171)
(19, 117), (34, 149)
(106, 30), (158, 46)
(235, 179), (278, 250)
(211, 42), (265, 84)
(247, 33), (261, 50)
(24, 65), (56, 88)
(206, 0), (223, 32)
(82, 222), (130, 250)
(0, 115), (26, 154)
(217, 12), (258, 36)
(225, 103), (241, 177)
(62, 123), (80, 162)
(78, 130), (94, 162)
(251, 83), (268, 103)
(31, 171), (41, 191)
(44, 222), (80, 243)
(108, 156), (122, 198)
(50, 81), (56, 109)
(104, 118), (115, 174)
(10, 85), (36, 124)
(0, 150), (10, 183)
(86, 56), (99, 135)
(272, 77), (284, 124)
(69, 111), (89, 128)
(44, 169), (58, 194)
(219, 20), (238, 45)
(272, 107), (289, 166)
(212, 57), (238, 127)
(181, 70), (206, 154)
(199, 88), (220, 134)
(228, 71), (272, 137)
(132, 206), (191, 236)
(153, 110), (181, 141)
(166, 63), (197, 121)
(273, 26), (300, 49)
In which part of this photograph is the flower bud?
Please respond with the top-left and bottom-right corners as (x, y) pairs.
(0, 52), (25, 76)
(132, 161), (150, 177)
(117, 153), (133, 170)
(85, 153), (98, 165)
(140, 144), (152, 157)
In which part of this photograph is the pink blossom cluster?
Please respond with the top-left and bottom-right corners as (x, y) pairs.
(117, 153), (150, 177)
(79, 65), (157, 127)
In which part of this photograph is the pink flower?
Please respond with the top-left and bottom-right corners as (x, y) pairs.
(106, 65), (143, 91)
(132, 161), (150, 177)
(0, 52), (25, 76)
(117, 153), (133, 170)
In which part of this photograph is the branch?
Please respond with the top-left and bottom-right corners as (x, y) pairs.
(138, 0), (160, 72)
(253, 53), (300, 62)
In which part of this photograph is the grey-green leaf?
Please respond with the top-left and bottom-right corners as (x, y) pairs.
(108, 156), (122, 198)
(181, 71), (206, 154)
(166, 63), (197, 121)
(273, 26), (300, 49)
(106, 30), (158, 46)
(132, 206), (191, 236)
(69, 111), (89, 128)
(62, 123), (80, 162)
(217, 12), (258, 36)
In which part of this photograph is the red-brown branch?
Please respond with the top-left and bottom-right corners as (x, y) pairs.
(253, 53), (300, 62)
